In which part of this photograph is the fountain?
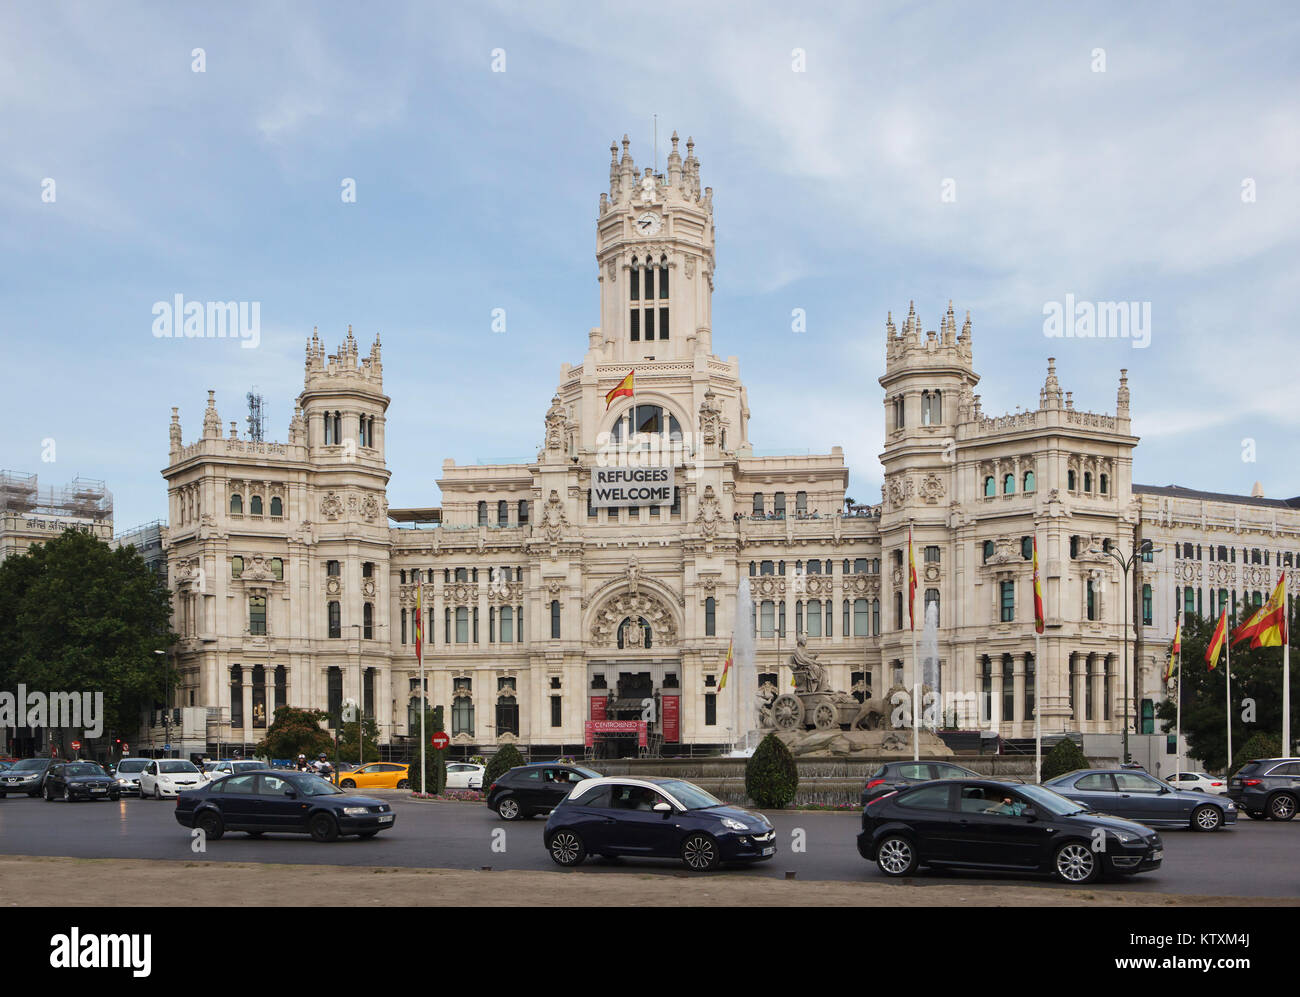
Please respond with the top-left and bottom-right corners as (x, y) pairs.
(920, 601), (940, 730)
(729, 576), (759, 755)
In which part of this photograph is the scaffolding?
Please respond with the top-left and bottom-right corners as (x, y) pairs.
(0, 471), (113, 521)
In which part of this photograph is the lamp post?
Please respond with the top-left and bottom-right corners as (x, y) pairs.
(153, 650), (168, 758)
(1089, 540), (1160, 764)
(349, 623), (385, 768)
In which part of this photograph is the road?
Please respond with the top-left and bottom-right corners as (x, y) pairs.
(0, 792), (1295, 898)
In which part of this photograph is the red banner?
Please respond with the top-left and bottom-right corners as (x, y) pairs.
(661, 695), (679, 742)
(589, 696), (607, 722)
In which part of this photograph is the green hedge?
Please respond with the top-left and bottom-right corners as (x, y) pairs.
(745, 733), (798, 808)
(483, 743), (526, 790)
(1040, 738), (1090, 782)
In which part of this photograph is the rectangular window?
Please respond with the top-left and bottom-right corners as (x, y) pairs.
(760, 600), (775, 638)
(551, 696), (562, 728)
(455, 607), (469, 644)
(328, 601), (341, 639)
(805, 600), (822, 637)
(854, 599), (869, 637)
(630, 309), (640, 341)
(1142, 584), (1153, 626)
(644, 306), (655, 340)
(551, 600), (561, 639)
(704, 693), (716, 726)
(249, 596), (266, 636)
(1184, 586), (1197, 621)
(1000, 581), (1015, 623)
(704, 597), (716, 636)
(500, 606), (514, 643)
(659, 306), (669, 339)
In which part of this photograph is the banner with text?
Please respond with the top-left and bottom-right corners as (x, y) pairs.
(591, 465), (675, 508)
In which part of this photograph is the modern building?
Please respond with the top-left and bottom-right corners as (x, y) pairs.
(0, 471), (113, 561)
(156, 134), (1300, 760)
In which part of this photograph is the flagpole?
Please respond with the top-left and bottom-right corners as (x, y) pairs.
(1225, 631), (1232, 774)
(418, 586), (426, 795)
(1034, 629), (1041, 784)
(1175, 621), (1182, 781)
(1284, 637), (1291, 758)
(909, 521), (919, 762)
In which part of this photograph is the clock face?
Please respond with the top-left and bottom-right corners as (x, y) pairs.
(636, 212), (662, 236)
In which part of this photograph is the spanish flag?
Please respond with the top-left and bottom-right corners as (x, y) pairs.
(1031, 535), (1045, 635)
(907, 526), (918, 631)
(1165, 615), (1181, 682)
(1206, 609), (1228, 670)
(1250, 574), (1287, 648)
(605, 369), (634, 410)
(719, 638), (733, 690)
(1232, 602), (1269, 646)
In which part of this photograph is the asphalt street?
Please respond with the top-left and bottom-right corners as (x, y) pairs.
(0, 791), (1294, 897)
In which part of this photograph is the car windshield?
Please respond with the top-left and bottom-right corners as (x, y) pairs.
(656, 780), (724, 810)
(291, 773), (342, 796)
(158, 760), (198, 774)
(1017, 784), (1090, 816)
(10, 759), (47, 772)
(64, 763), (107, 777)
(117, 760), (148, 773)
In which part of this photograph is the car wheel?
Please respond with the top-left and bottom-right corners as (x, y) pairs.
(548, 830), (586, 867)
(44, 785), (54, 801)
(681, 832), (720, 872)
(1191, 805), (1222, 831)
(309, 813), (340, 842)
(63, 786), (71, 802)
(155, 786), (163, 801)
(196, 811), (224, 841)
(396, 780), (409, 790)
(1053, 840), (1100, 884)
(340, 779), (356, 789)
(496, 797), (521, 821)
(1268, 793), (1296, 821)
(875, 835), (918, 877)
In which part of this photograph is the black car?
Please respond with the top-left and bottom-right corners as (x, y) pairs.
(1044, 768), (1236, 830)
(44, 761), (121, 802)
(543, 776), (776, 870)
(1226, 758), (1300, 820)
(486, 762), (602, 821)
(174, 769), (395, 842)
(861, 760), (983, 805)
(0, 757), (68, 797)
(858, 779), (1163, 884)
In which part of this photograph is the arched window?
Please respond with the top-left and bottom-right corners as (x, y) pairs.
(1068, 469), (1077, 491)
(984, 476), (996, 498)
(497, 500), (508, 526)
(477, 501), (488, 526)
(1023, 471), (1035, 492)
(616, 616), (653, 649)
(893, 395), (904, 431)
(518, 500), (529, 525)
(1083, 471), (1093, 492)
(760, 560), (775, 575)
(452, 693), (474, 737)
(609, 404), (683, 444)
(250, 495), (263, 516)
(704, 597), (716, 636)
(922, 390), (942, 425)
(1021, 536), (1034, 560)
(230, 494), (243, 515)
(1003, 474), (1015, 494)
(983, 540), (995, 563)
(1099, 474), (1108, 495)
(270, 496), (283, 517)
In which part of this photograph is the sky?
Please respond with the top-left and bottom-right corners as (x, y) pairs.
(2, 0), (1298, 531)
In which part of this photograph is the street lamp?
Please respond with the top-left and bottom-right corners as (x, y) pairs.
(1089, 539), (1161, 764)
(153, 650), (168, 759)
(348, 623), (385, 768)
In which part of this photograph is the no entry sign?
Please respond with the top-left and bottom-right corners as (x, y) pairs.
(431, 731), (449, 750)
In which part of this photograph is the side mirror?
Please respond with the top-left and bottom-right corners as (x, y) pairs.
(1022, 807), (1038, 821)
(653, 801), (673, 814)
(284, 788), (298, 798)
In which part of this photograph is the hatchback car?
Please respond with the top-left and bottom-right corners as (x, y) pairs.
(486, 762), (601, 820)
(861, 760), (984, 805)
(544, 776), (776, 871)
(336, 762), (410, 790)
(0, 757), (67, 797)
(859, 779), (1163, 884)
(175, 769), (395, 841)
(113, 758), (152, 796)
(43, 761), (120, 802)
(446, 762), (485, 790)
(203, 759), (265, 779)
(139, 759), (207, 799)
(1044, 769), (1235, 830)
(1226, 758), (1300, 820)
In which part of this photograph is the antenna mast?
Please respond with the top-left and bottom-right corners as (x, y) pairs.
(246, 388), (265, 442)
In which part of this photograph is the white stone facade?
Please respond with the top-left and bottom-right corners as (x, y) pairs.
(158, 134), (1300, 756)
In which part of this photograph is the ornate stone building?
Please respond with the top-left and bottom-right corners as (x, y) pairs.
(158, 134), (1300, 758)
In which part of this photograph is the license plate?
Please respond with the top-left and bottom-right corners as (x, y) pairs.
(378, 814), (394, 823)
(761, 846), (774, 856)
(91, 788), (105, 793)
(1151, 848), (1163, 860)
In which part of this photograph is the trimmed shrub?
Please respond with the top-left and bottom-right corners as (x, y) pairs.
(1040, 737), (1090, 782)
(1230, 732), (1282, 779)
(483, 743), (526, 790)
(745, 733), (799, 808)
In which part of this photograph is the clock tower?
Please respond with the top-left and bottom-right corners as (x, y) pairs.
(596, 132), (715, 365)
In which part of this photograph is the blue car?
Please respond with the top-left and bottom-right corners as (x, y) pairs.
(174, 769), (395, 842)
(543, 776), (776, 871)
(1044, 768), (1235, 831)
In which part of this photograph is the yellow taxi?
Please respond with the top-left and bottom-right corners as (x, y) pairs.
(335, 762), (411, 790)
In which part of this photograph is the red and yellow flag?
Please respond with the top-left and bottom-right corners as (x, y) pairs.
(1031, 535), (1045, 635)
(907, 527), (918, 631)
(1231, 601), (1268, 647)
(1165, 614), (1181, 681)
(1206, 609), (1228, 670)
(1250, 573), (1287, 648)
(719, 638), (733, 690)
(605, 369), (634, 410)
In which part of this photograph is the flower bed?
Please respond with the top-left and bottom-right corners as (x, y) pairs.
(410, 789), (484, 803)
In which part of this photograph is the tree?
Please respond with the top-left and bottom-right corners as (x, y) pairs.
(407, 706), (447, 794)
(335, 717), (381, 764)
(483, 742), (525, 789)
(0, 530), (176, 751)
(1041, 737), (1089, 781)
(745, 733), (799, 808)
(255, 706), (333, 761)
(1230, 732), (1282, 779)
(1154, 600), (1299, 773)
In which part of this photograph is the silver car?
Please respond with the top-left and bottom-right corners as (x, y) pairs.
(1045, 768), (1236, 831)
(113, 757), (151, 796)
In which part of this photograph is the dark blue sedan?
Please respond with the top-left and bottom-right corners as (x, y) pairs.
(543, 776), (776, 871)
(174, 769), (395, 842)
(1044, 768), (1236, 831)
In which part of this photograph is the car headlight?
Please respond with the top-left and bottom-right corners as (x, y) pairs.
(1113, 832), (1136, 843)
(342, 807), (369, 815)
(720, 817), (748, 831)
